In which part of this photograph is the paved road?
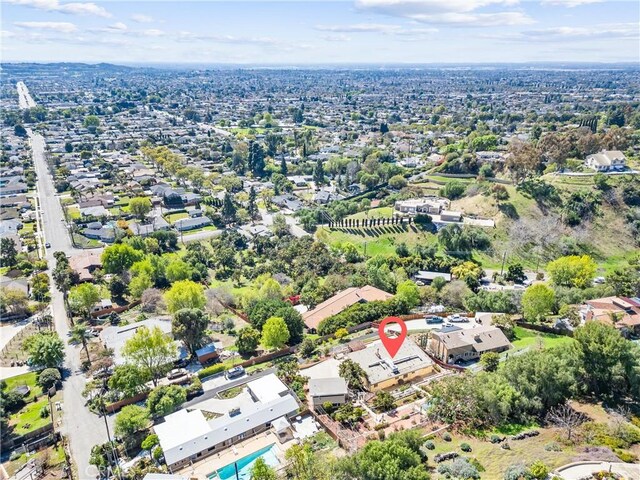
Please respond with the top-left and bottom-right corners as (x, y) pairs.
(182, 367), (276, 409)
(21, 83), (112, 479)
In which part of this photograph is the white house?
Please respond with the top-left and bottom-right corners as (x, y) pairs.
(585, 150), (626, 172)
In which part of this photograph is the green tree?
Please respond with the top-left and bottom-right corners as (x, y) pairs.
(339, 359), (367, 391)
(452, 261), (484, 290)
(547, 255), (597, 289)
(372, 391), (395, 412)
(164, 280), (205, 313)
(141, 434), (159, 451)
(261, 316), (290, 350)
(38, 368), (61, 389)
(0, 238), (18, 267)
(573, 321), (640, 398)
(388, 174), (407, 190)
(101, 244), (144, 274)
(122, 326), (176, 385)
(235, 326), (261, 355)
(521, 284), (555, 322)
(480, 352), (500, 372)
(146, 385), (187, 418)
(396, 280), (421, 308)
(313, 157), (325, 185)
(284, 443), (329, 480)
(221, 191), (237, 224)
(26, 332), (65, 368)
(248, 186), (259, 220)
(171, 308), (208, 356)
(115, 405), (149, 438)
(128, 197), (152, 220)
(68, 283), (100, 321)
(251, 457), (277, 480)
(130, 273), (153, 299)
(165, 259), (193, 284)
(108, 364), (151, 397)
(505, 264), (526, 284)
(69, 322), (93, 366)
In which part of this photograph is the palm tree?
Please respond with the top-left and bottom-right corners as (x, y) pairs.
(69, 322), (93, 366)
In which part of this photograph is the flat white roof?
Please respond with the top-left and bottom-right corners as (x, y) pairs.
(247, 373), (288, 403)
(153, 409), (210, 452)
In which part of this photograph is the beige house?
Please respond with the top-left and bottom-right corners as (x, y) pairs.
(429, 325), (511, 364)
(302, 285), (393, 332)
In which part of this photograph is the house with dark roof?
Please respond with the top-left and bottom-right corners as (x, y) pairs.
(429, 324), (511, 364)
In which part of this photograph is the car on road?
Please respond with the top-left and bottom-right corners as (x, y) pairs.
(425, 316), (443, 324)
(45, 242), (51, 248)
(448, 315), (469, 323)
(225, 366), (245, 379)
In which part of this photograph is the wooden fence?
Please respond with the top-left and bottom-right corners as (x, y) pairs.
(1, 423), (54, 450)
(515, 320), (573, 337)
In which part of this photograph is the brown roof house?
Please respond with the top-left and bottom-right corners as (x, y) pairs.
(302, 285), (393, 332)
(429, 325), (511, 364)
(69, 251), (102, 282)
(582, 296), (640, 333)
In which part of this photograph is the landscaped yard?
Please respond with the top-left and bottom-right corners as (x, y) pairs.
(4, 372), (42, 401)
(2, 444), (66, 477)
(424, 427), (578, 479)
(509, 326), (575, 353)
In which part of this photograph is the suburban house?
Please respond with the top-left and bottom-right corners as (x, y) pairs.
(173, 216), (212, 232)
(302, 285), (393, 332)
(394, 197), (450, 216)
(585, 150), (627, 172)
(429, 324), (511, 364)
(100, 318), (187, 365)
(345, 337), (436, 391)
(308, 377), (348, 408)
(582, 296), (640, 333)
(414, 271), (452, 285)
(195, 342), (223, 364)
(69, 251), (102, 282)
(154, 374), (300, 471)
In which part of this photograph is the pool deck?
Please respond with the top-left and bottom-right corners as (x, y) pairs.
(176, 431), (291, 479)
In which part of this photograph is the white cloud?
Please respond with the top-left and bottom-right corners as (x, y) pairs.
(321, 34), (353, 42)
(354, 0), (533, 26)
(6, 0), (111, 18)
(14, 21), (77, 33)
(105, 22), (128, 32)
(482, 22), (639, 41)
(131, 14), (154, 23)
(141, 29), (165, 37)
(315, 23), (438, 35)
(540, 0), (602, 7)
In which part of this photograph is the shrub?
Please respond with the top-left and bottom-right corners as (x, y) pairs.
(141, 434), (159, 451)
(424, 440), (435, 450)
(437, 458), (480, 479)
(434, 452), (459, 463)
(152, 446), (163, 461)
(38, 368), (61, 389)
(197, 363), (226, 379)
(529, 461), (549, 480)
(460, 442), (472, 452)
(39, 405), (50, 418)
(616, 450), (637, 463)
(544, 442), (561, 452)
(490, 435), (503, 444)
(504, 463), (529, 480)
(186, 377), (202, 396)
(443, 432), (452, 442)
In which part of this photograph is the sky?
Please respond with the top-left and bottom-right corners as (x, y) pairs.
(2, 0), (639, 64)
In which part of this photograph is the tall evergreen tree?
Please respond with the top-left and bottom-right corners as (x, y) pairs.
(248, 186), (259, 220)
(280, 156), (288, 175)
(313, 157), (325, 185)
(221, 191), (237, 224)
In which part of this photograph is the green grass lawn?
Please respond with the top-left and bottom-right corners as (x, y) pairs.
(509, 326), (575, 353)
(166, 212), (189, 223)
(347, 207), (394, 220)
(11, 398), (50, 434)
(4, 372), (42, 401)
(182, 225), (218, 235)
(67, 206), (81, 220)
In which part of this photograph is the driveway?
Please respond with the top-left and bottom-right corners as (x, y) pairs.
(555, 461), (640, 480)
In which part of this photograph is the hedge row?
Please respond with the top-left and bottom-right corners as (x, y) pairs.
(197, 363), (226, 380)
(317, 297), (411, 336)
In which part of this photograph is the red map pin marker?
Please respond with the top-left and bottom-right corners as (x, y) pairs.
(378, 316), (407, 358)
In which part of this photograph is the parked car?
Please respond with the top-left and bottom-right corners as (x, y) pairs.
(448, 315), (469, 323)
(225, 366), (245, 379)
(167, 368), (188, 380)
(45, 242), (51, 248)
(425, 316), (443, 324)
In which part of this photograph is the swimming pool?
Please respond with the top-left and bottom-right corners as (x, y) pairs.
(211, 444), (280, 480)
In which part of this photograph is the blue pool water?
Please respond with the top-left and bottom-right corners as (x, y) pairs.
(211, 444), (280, 480)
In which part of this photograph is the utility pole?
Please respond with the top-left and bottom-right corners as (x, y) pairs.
(500, 251), (507, 276)
(99, 395), (123, 480)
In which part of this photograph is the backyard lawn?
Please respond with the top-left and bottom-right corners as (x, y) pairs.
(166, 212), (189, 223)
(509, 326), (575, 353)
(4, 372), (42, 401)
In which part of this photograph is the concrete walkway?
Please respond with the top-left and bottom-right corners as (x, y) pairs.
(555, 461), (640, 480)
